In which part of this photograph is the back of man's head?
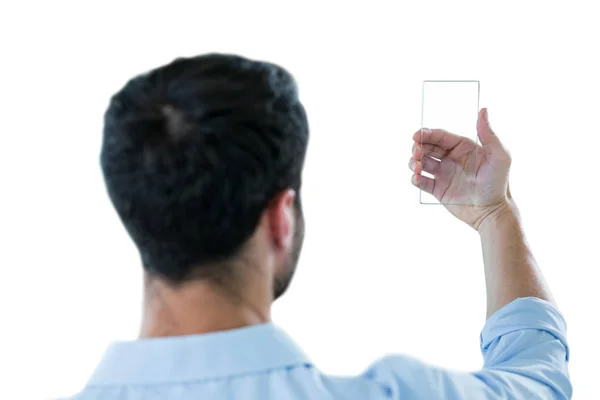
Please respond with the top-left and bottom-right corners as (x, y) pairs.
(101, 54), (309, 292)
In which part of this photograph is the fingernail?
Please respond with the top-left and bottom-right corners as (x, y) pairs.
(422, 127), (431, 133)
(482, 108), (489, 123)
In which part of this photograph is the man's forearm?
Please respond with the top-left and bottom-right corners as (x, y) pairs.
(478, 200), (554, 318)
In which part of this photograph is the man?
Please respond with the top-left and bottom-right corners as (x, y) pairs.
(75, 54), (571, 399)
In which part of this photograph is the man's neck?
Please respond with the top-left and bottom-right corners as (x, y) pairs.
(139, 277), (271, 338)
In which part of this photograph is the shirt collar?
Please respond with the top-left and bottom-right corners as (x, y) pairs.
(87, 322), (311, 386)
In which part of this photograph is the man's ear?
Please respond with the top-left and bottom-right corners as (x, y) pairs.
(267, 189), (296, 250)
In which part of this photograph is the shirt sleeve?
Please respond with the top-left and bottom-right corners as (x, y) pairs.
(364, 297), (572, 399)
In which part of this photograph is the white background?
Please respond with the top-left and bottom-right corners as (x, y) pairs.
(1, 1), (598, 399)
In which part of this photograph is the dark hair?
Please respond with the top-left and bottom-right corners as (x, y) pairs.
(100, 54), (309, 283)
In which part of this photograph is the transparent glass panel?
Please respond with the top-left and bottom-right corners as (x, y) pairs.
(420, 80), (480, 205)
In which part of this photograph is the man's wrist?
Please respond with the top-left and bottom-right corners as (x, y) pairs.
(476, 199), (519, 236)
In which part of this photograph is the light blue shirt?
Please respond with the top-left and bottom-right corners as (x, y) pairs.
(73, 297), (571, 399)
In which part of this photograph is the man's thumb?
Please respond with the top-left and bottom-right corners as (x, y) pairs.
(477, 108), (501, 149)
